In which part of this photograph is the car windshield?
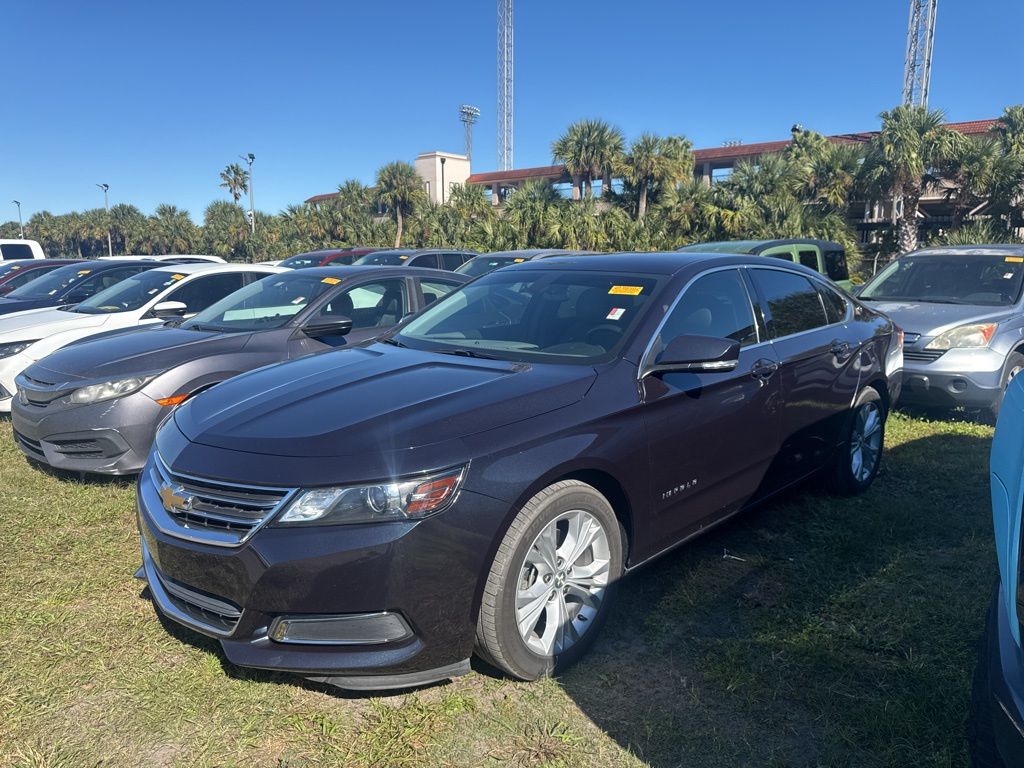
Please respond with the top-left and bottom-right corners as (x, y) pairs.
(860, 254), (1024, 306)
(184, 272), (336, 331)
(6, 263), (99, 299)
(0, 261), (32, 278)
(394, 269), (660, 363)
(280, 254), (326, 269)
(73, 270), (190, 314)
(352, 251), (411, 266)
(456, 257), (518, 277)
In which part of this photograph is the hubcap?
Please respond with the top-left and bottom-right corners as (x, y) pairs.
(515, 510), (611, 657)
(850, 401), (883, 483)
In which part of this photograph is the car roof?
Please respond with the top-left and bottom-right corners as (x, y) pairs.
(677, 239), (843, 254)
(904, 244), (1024, 257)
(505, 251), (785, 276)
(475, 249), (597, 260)
(68, 259), (158, 270)
(408, 248), (477, 255)
(149, 262), (282, 275)
(297, 265), (471, 280)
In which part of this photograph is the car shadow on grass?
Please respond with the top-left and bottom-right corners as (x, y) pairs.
(557, 429), (995, 768)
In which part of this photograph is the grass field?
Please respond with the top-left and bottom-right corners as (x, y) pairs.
(0, 413), (997, 768)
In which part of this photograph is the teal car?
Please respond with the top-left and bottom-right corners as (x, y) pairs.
(676, 239), (852, 292)
(971, 373), (1024, 765)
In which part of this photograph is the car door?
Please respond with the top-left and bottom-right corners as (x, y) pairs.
(746, 266), (861, 488)
(298, 277), (410, 349)
(641, 267), (783, 545)
(157, 272), (248, 320)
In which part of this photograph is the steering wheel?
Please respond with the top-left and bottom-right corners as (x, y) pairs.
(585, 324), (622, 348)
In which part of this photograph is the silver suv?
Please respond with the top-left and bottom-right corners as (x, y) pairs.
(858, 245), (1024, 417)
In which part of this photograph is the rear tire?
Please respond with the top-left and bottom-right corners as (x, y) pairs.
(828, 387), (885, 496)
(475, 480), (624, 681)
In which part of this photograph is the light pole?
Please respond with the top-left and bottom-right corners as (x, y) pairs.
(440, 156), (446, 204)
(241, 153), (255, 234)
(12, 201), (23, 239)
(96, 183), (113, 257)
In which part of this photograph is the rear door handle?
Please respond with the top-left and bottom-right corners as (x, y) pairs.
(751, 359), (779, 380)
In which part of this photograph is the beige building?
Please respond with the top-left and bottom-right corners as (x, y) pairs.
(415, 151), (471, 204)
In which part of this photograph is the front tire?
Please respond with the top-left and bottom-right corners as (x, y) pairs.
(828, 387), (886, 496)
(475, 480), (624, 681)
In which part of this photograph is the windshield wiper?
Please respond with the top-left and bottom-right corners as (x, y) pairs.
(380, 337), (407, 348)
(437, 347), (500, 360)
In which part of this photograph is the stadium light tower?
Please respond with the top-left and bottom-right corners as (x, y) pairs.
(459, 104), (481, 161)
(902, 0), (938, 107)
(497, 0), (513, 170)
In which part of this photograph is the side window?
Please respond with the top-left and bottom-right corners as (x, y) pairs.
(441, 253), (467, 271)
(73, 267), (146, 296)
(411, 254), (439, 269)
(315, 278), (407, 329)
(420, 279), (461, 307)
(659, 269), (759, 350)
(797, 250), (820, 272)
(166, 273), (246, 313)
(5, 267), (54, 290)
(751, 269), (829, 338)
(0, 243), (35, 260)
(824, 250), (849, 281)
(765, 248), (796, 264)
(818, 283), (848, 325)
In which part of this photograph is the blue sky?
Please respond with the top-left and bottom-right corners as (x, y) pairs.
(3, 0), (1022, 223)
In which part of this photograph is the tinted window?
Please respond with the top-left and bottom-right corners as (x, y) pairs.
(818, 284), (848, 325)
(0, 243), (34, 260)
(411, 254), (439, 269)
(7, 263), (106, 300)
(166, 273), (247, 313)
(186, 272), (336, 332)
(751, 269), (828, 338)
(798, 250), (820, 271)
(74, 270), (198, 314)
(860, 254), (1024, 306)
(442, 253), (468, 270)
(456, 257), (515, 277)
(766, 249), (795, 263)
(420, 279), (461, 307)
(352, 251), (411, 266)
(1, 265), (58, 292)
(824, 249), (849, 281)
(397, 270), (659, 363)
(314, 278), (407, 329)
(660, 269), (758, 349)
(280, 255), (323, 269)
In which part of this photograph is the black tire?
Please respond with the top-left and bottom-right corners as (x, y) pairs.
(968, 603), (1007, 768)
(475, 480), (624, 681)
(991, 352), (1024, 421)
(828, 387), (886, 496)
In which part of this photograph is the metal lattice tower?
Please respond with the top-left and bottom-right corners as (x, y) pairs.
(497, 0), (513, 170)
(902, 0), (938, 107)
(459, 104), (480, 161)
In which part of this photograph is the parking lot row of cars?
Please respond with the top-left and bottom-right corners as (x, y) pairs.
(1, 239), (1021, 761)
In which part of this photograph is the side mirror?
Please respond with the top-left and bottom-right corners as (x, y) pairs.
(152, 300), (188, 318)
(303, 316), (353, 338)
(647, 334), (740, 375)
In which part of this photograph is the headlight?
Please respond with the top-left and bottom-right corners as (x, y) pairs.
(0, 340), (38, 358)
(68, 375), (156, 405)
(276, 466), (467, 526)
(925, 323), (998, 350)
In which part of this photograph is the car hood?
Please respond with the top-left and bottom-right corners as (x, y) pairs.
(26, 326), (251, 383)
(173, 343), (597, 459)
(863, 300), (1015, 337)
(0, 306), (111, 343)
(0, 297), (56, 316)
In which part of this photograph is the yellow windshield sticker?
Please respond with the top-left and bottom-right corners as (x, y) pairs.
(399, 255), (409, 260)
(513, 258), (526, 262)
(170, 273), (185, 280)
(10, 266), (20, 270)
(77, 269), (91, 275)
(609, 285), (643, 296)
(1005, 256), (1024, 263)
(321, 277), (342, 285)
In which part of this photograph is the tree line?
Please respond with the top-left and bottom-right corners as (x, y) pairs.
(4, 105), (1024, 272)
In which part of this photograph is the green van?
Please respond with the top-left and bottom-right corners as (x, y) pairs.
(676, 239), (852, 292)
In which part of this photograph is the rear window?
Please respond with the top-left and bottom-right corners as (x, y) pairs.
(0, 243), (35, 260)
(824, 249), (849, 281)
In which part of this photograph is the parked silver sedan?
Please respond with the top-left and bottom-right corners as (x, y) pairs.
(858, 245), (1024, 416)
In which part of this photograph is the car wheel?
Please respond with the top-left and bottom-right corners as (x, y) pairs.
(828, 387), (885, 496)
(475, 480), (624, 681)
(991, 352), (1024, 420)
(968, 603), (1007, 768)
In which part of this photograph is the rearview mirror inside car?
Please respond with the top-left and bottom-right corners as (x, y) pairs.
(152, 300), (188, 318)
(647, 334), (740, 375)
(303, 316), (354, 338)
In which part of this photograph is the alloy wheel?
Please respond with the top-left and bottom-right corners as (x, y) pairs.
(515, 510), (611, 656)
(850, 401), (883, 483)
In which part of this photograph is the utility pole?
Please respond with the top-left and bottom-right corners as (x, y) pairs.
(241, 153), (256, 233)
(902, 0), (938, 107)
(96, 183), (113, 257)
(497, 0), (513, 171)
(12, 201), (23, 239)
(440, 156), (447, 204)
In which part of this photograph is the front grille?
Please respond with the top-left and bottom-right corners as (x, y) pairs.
(151, 455), (293, 541)
(17, 373), (73, 407)
(904, 348), (946, 363)
(152, 565), (242, 634)
(50, 438), (104, 457)
(13, 430), (44, 459)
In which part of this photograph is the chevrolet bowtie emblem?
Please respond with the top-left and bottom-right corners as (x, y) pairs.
(159, 483), (192, 513)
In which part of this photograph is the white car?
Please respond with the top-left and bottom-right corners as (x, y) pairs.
(98, 254), (227, 264)
(0, 262), (281, 411)
(0, 239), (45, 260)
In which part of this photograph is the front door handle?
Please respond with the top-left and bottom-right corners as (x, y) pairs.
(830, 340), (853, 360)
(751, 359), (779, 381)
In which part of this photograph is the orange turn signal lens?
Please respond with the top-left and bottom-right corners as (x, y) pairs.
(155, 393), (189, 407)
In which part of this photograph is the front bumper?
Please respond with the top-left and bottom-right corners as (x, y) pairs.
(984, 584), (1024, 766)
(0, 351), (35, 413)
(899, 347), (1006, 409)
(11, 392), (163, 475)
(135, 457), (505, 690)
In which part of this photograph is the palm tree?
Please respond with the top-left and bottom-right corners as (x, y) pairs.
(618, 134), (694, 221)
(861, 106), (964, 253)
(203, 201), (249, 261)
(994, 105), (1024, 157)
(219, 163), (250, 204)
(148, 205), (199, 254)
(552, 120), (625, 200)
(374, 161), (425, 247)
(503, 179), (562, 247)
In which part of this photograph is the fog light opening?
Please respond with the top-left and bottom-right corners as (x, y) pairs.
(269, 612), (413, 645)
(948, 379), (968, 394)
